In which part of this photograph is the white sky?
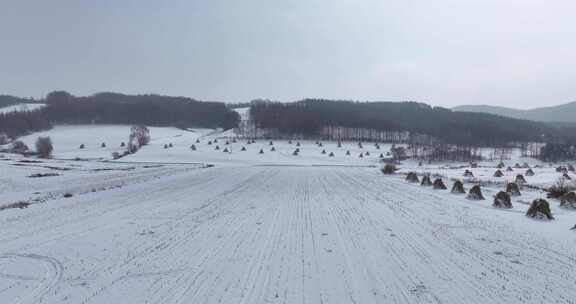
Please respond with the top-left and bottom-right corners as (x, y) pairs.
(1, 0), (575, 108)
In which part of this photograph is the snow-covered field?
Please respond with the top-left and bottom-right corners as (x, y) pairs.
(0, 103), (45, 114)
(2, 125), (576, 303)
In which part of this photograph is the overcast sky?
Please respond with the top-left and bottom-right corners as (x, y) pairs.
(1, 0), (575, 108)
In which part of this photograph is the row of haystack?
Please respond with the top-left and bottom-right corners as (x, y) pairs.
(404, 172), (555, 220)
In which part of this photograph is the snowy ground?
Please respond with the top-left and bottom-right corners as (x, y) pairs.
(0, 103), (45, 114)
(1, 125), (576, 304)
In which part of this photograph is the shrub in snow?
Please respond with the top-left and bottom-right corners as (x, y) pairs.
(526, 199), (554, 220)
(346, 150), (350, 155)
(214, 139), (218, 143)
(560, 192), (576, 209)
(11, 140), (29, 153)
(270, 147), (276, 151)
(321, 149), (326, 154)
(259, 149), (264, 154)
(190, 144), (196, 150)
(120, 142), (126, 147)
(168, 143), (173, 148)
(241, 146), (246, 151)
(514, 163), (521, 169)
(269, 141), (273, 145)
(493, 191), (512, 208)
(223, 147), (229, 152)
(232, 138), (237, 143)
(112, 152), (121, 159)
(215, 145), (220, 150)
(470, 162), (478, 168)
(0, 133), (10, 145)
(379, 153), (384, 158)
(522, 163), (530, 168)
(497, 162), (505, 169)
(406, 172), (419, 183)
(196, 138), (200, 143)
(467, 185), (485, 200)
(526, 168), (535, 176)
(493, 170), (504, 177)
(101, 142), (106, 148)
(506, 182), (521, 196)
(365, 151), (370, 156)
(515, 174), (527, 184)
(296, 142), (301, 147)
(318, 142), (323, 147)
(164, 144), (169, 149)
(288, 140), (292, 144)
(79, 144), (85, 149)
(563, 173), (572, 180)
(358, 142), (363, 148)
(506, 166), (513, 172)
(569, 164), (576, 172)
(359, 153), (363, 158)
(208, 141), (213, 145)
(375, 143), (380, 149)
(421, 175), (432, 186)
(63, 193), (73, 198)
(35, 136), (53, 158)
(329, 152), (334, 157)
(433, 178), (447, 190)
(292, 149), (299, 156)
(463, 170), (474, 177)
(381, 163), (396, 175)
(547, 179), (573, 199)
(556, 166), (567, 173)
(337, 141), (342, 148)
(127, 126), (150, 153)
(225, 141), (230, 145)
(451, 180), (466, 194)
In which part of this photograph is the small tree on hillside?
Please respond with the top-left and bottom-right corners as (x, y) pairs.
(35, 136), (53, 158)
(128, 125), (150, 153)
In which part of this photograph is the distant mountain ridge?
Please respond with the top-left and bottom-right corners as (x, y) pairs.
(453, 101), (576, 123)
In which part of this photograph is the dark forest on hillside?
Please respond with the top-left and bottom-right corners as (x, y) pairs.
(0, 91), (239, 138)
(249, 99), (560, 146)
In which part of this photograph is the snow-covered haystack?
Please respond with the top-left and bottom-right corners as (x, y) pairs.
(526, 199), (554, 220)
(493, 170), (504, 177)
(433, 178), (447, 190)
(406, 172), (419, 183)
(526, 168), (535, 176)
(497, 161), (505, 169)
(560, 192), (576, 209)
(329, 152), (334, 157)
(514, 163), (521, 169)
(493, 191), (512, 208)
(463, 170), (474, 177)
(467, 185), (485, 200)
(451, 180), (466, 194)
(421, 175), (432, 186)
(506, 166), (514, 172)
(515, 174), (527, 185)
(522, 162), (531, 169)
(506, 182), (521, 196)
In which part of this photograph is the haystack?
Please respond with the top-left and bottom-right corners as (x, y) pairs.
(526, 168), (535, 176)
(451, 180), (466, 194)
(463, 170), (474, 177)
(506, 182), (521, 196)
(526, 199), (554, 220)
(421, 175), (432, 186)
(493, 170), (504, 177)
(433, 178), (447, 190)
(467, 185), (485, 200)
(515, 174), (527, 184)
(493, 191), (512, 208)
(406, 172), (419, 183)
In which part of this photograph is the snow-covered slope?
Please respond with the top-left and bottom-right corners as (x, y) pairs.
(0, 103), (45, 114)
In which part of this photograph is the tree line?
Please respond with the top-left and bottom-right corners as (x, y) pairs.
(0, 91), (240, 139)
(248, 99), (560, 147)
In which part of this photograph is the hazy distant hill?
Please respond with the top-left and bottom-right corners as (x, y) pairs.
(453, 102), (576, 123)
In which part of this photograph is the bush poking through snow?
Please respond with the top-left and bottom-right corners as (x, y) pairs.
(223, 147), (229, 153)
(556, 166), (567, 173)
(406, 172), (419, 183)
(241, 146), (246, 151)
(514, 163), (521, 169)
(433, 178), (447, 190)
(329, 152), (334, 157)
(10, 140), (29, 153)
(379, 153), (384, 158)
(493, 170), (504, 177)
(195, 138), (200, 143)
(547, 178), (574, 199)
(506, 166), (513, 172)
(493, 191), (512, 208)
(321, 149), (326, 154)
(270, 147), (276, 152)
(63, 193), (73, 198)
(506, 182), (522, 196)
(120, 142), (126, 147)
(127, 126), (150, 154)
(35, 136), (53, 159)
(522, 163), (530, 168)
(526, 199), (554, 220)
(259, 149), (264, 154)
(467, 185), (485, 200)
(421, 175), (432, 186)
(497, 162), (505, 169)
(359, 153), (364, 158)
(451, 180), (466, 194)
(79, 144), (85, 149)
(101, 142), (106, 148)
(215, 145), (220, 150)
(292, 149), (299, 156)
(463, 170), (474, 177)
(563, 173), (572, 180)
(560, 192), (576, 209)
(346, 150), (350, 155)
(190, 144), (196, 151)
(164, 144), (169, 149)
(381, 164), (397, 175)
(526, 168), (535, 176)
(515, 174), (527, 185)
